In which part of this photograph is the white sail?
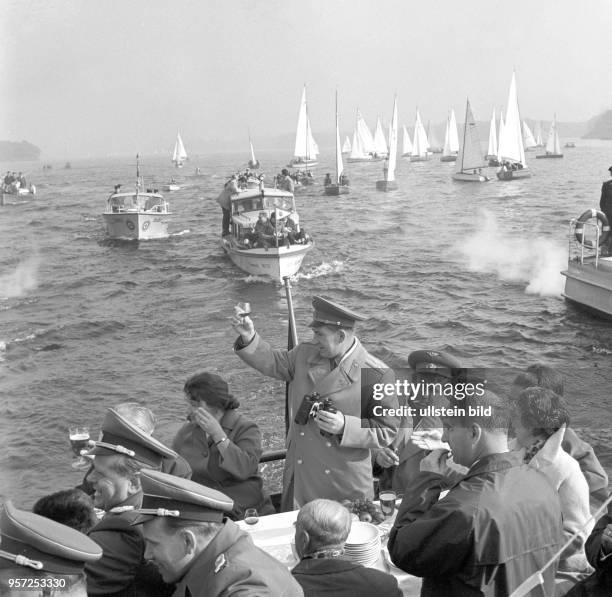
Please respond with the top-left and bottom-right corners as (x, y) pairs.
(487, 109), (498, 157)
(356, 110), (376, 154)
(342, 136), (352, 153)
(349, 110), (368, 159)
(402, 125), (413, 155)
(373, 117), (388, 156)
(172, 132), (187, 166)
(386, 97), (398, 181)
(497, 110), (505, 160)
(427, 121), (442, 151)
(497, 72), (526, 166)
(442, 109), (459, 156)
(334, 94), (344, 183)
(523, 120), (537, 149)
(293, 86), (318, 160)
(534, 121), (544, 146)
(545, 114), (561, 154)
(456, 99), (484, 173)
(412, 110), (429, 157)
(250, 140), (257, 164)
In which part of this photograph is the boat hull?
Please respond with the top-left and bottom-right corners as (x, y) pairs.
(440, 155), (457, 162)
(346, 157), (373, 163)
(287, 160), (317, 170)
(375, 180), (398, 191)
(222, 237), (313, 280)
(496, 168), (531, 181)
(535, 153), (563, 159)
(561, 257), (612, 318)
(162, 184), (181, 191)
(452, 172), (489, 182)
(409, 155), (430, 162)
(103, 212), (170, 240)
(324, 184), (349, 196)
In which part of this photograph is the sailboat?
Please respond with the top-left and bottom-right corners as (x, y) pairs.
(485, 108), (498, 164)
(440, 108), (459, 162)
(373, 117), (389, 158)
(347, 109), (376, 162)
(523, 120), (537, 151)
(342, 136), (352, 154)
(325, 92), (350, 196)
(491, 110), (505, 166)
(536, 114), (563, 158)
(497, 72), (531, 180)
(287, 86), (318, 170)
(427, 121), (443, 153)
(172, 132), (188, 168)
(452, 99), (489, 182)
(410, 109), (430, 162)
(401, 125), (413, 157)
(248, 131), (260, 169)
(376, 97), (398, 191)
(534, 121), (544, 147)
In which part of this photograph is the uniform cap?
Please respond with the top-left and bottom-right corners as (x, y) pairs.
(608, 165), (612, 172)
(308, 296), (366, 329)
(86, 408), (178, 468)
(408, 349), (462, 379)
(132, 469), (234, 525)
(0, 501), (102, 575)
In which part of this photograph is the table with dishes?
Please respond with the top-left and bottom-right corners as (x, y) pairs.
(237, 507), (422, 597)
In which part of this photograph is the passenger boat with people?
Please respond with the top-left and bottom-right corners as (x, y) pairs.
(221, 182), (313, 280)
(1, 181), (36, 198)
(561, 209), (612, 318)
(103, 156), (171, 240)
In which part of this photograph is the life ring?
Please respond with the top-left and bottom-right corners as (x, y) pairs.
(126, 220), (135, 231)
(574, 209), (610, 247)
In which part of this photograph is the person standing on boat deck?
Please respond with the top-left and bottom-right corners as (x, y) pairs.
(280, 168), (295, 193)
(232, 296), (399, 512)
(383, 158), (389, 180)
(387, 388), (564, 597)
(599, 166), (612, 253)
(324, 173), (332, 186)
(82, 407), (179, 597)
(216, 174), (239, 237)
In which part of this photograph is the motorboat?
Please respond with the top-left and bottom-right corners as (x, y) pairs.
(103, 156), (170, 240)
(562, 210), (612, 318)
(162, 181), (181, 191)
(221, 185), (313, 280)
(325, 91), (350, 196)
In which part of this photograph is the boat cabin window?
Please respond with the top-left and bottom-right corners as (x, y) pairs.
(262, 196), (294, 211)
(233, 197), (263, 214)
(144, 197), (162, 211)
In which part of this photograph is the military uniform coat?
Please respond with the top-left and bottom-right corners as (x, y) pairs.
(172, 519), (303, 597)
(236, 334), (398, 511)
(388, 452), (564, 597)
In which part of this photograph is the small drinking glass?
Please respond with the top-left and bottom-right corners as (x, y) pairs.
(244, 508), (259, 525)
(69, 426), (91, 470)
(379, 491), (397, 518)
(236, 302), (251, 318)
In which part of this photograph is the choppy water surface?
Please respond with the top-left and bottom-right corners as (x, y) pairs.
(1, 145), (611, 507)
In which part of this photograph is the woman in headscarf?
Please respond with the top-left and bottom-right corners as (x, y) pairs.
(172, 372), (274, 518)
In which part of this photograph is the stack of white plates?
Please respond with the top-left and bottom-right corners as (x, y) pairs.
(344, 521), (381, 567)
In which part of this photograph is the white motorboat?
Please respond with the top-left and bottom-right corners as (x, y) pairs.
(103, 156), (171, 240)
(452, 99), (489, 182)
(376, 96), (399, 191)
(162, 182), (181, 192)
(287, 86), (319, 170)
(497, 72), (531, 180)
(221, 186), (313, 280)
(562, 210), (612, 318)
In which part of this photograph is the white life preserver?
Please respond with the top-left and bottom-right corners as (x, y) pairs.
(574, 209), (610, 247)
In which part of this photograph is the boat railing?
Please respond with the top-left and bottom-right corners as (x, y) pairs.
(569, 218), (601, 268)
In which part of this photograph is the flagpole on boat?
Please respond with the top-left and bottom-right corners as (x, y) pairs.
(283, 276), (298, 435)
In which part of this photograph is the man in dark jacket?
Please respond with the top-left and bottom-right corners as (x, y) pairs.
(133, 469), (304, 597)
(600, 166), (612, 252)
(292, 498), (401, 597)
(388, 388), (564, 597)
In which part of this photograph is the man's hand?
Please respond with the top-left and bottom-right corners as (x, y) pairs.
(375, 447), (400, 468)
(231, 306), (255, 343)
(601, 523), (612, 555)
(410, 428), (450, 452)
(420, 449), (468, 486)
(315, 409), (345, 436)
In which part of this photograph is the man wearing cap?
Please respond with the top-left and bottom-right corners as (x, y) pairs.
(0, 501), (102, 596)
(232, 295), (399, 511)
(133, 469), (304, 597)
(216, 175), (239, 236)
(373, 349), (466, 493)
(84, 407), (179, 596)
(600, 166), (612, 253)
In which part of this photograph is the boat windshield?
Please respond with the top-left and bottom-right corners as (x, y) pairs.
(107, 193), (164, 213)
(233, 197), (264, 214)
(263, 196), (295, 211)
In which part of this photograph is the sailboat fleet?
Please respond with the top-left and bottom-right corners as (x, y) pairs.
(536, 115), (563, 159)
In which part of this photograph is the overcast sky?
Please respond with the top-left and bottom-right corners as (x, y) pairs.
(2, 0), (610, 158)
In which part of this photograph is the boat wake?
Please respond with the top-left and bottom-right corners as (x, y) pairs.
(456, 211), (567, 297)
(170, 229), (190, 237)
(295, 260), (344, 280)
(0, 255), (40, 299)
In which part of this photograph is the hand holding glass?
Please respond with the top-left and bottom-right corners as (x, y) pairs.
(69, 426), (90, 470)
(236, 302), (251, 318)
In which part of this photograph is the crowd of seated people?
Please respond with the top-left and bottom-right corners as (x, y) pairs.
(5, 354), (610, 597)
(2, 170), (27, 192)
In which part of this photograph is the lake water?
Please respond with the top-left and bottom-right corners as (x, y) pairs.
(1, 144), (611, 508)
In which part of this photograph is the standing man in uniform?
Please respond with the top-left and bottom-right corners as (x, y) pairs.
(132, 469), (304, 597)
(600, 165), (612, 253)
(232, 296), (399, 511)
(216, 174), (239, 237)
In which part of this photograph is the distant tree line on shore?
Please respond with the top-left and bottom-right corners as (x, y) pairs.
(0, 140), (41, 161)
(583, 110), (612, 139)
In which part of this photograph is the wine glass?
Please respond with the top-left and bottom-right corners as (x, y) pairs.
(69, 426), (91, 470)
(244, 508), (259, 525)
(379, 491), (397, 518)
(236, 302), (251, 318)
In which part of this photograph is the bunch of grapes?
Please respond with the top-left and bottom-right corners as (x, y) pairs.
(340, 498), (385, 524)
